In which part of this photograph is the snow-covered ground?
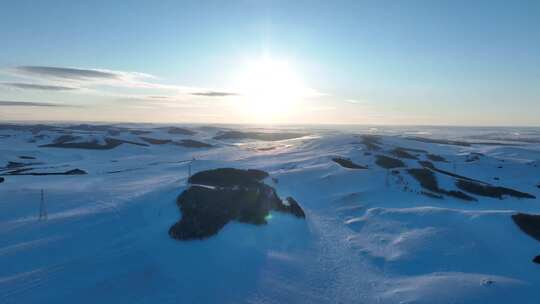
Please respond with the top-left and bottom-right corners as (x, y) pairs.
(1, 124), (539, 303)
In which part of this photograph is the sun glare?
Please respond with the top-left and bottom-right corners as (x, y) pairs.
(232, 58), (310, 123)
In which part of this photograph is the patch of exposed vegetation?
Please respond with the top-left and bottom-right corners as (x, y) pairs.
(407, 168), (439, 192)
(140, 137), (172, 145)
(0, 123), (196, 138)
(419, 161), (484, 184)
(6, 161), (25, 169)
(6, 168), (87, 176)
(1, 161), (42, 172)
(275, 197), (305, 218)
(456, 179), (536, 199)
(4, 168), (33, 174)
(169, 168), (305, 240)
(165, 127), (196, 135)
(512, 213), (540, 265)
(390, 148), (419, 160)
(416, 160), (534, 200)
(332, 157), (368, 169)
(188, 168), (269, 187)
(360, 135), (382, 151)
(140, 137), (212, 148)
(41, 138), (148, 150)
(406, 136), (471, 147)
(375, 155), (405, 169)
(467, 135), (540, 144)
(407, 168), (475, 201)
(130, 130), (152, 135)
(512, 213), (540, 242)
(174, 139), (213, 148)
(213, 131), (306, 141)
(427, 154), (447, 162)
(420, 191), (443, 199)
(63, 124), (125, 134)
(446, 189), (477, 201)
(53, 135), (81, 143)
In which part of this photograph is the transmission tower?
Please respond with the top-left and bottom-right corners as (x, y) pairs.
(187, 156), (196, 182)
(39, 189), (47, 221)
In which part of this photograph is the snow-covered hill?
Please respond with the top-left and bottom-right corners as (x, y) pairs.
(1, 123), (539, 303)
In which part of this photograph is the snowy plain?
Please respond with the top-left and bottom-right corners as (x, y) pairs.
(1, 123), (539, 303)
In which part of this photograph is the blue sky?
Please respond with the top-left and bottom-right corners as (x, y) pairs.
(1, 0), (539, 125)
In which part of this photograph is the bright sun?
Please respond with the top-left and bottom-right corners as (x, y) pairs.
(232, 58), (311, 123)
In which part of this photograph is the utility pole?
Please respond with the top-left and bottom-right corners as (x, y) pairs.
(39, 189), (47, 221)
(187, 157), (196, 181)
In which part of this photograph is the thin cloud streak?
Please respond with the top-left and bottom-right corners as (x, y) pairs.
(9, 66), (157, 90)
(0, 100), (72, 107)
(15, 66), (123, 80)
(2, 65), (326, 117)
(7, 66), (234, 94)
(190, 91), (239, 97)
(1, 82), (77, 91)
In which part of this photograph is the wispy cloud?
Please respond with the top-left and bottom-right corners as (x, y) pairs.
(1, 82), (77, 91)
(190, 91), (239, 97)
(4, 66), (327, 102)
(6, 65), (235, 95)
(13, 66), (146, 81)
(9, 65), (157, 90)
(4, 65), (331, 111)
(0, 100), (71, 107)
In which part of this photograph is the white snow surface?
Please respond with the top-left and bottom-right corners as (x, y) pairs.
(1, 124), (540, 303)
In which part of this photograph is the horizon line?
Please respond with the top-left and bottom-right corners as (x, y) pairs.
(1, 119), (539, 128)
